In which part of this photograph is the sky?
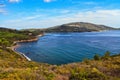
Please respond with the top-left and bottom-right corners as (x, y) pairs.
(0, 0), (120, 29)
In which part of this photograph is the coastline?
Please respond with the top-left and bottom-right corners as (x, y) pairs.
(10, 34), (44, 61)
(14, 34), (43, 43)
(11, 44), (32, 61)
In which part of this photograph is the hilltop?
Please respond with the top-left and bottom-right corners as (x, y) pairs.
(43, 22), (116, 32)
(45, 22), (116, 32)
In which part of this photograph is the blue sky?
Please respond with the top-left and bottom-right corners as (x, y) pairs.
(0, 0), (120, 29)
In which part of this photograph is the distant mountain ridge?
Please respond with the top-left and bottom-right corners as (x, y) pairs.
(44, 22), (116, 32)
(0, 22), (117, 33)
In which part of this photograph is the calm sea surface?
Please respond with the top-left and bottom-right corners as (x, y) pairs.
(16, 30), (120, 65)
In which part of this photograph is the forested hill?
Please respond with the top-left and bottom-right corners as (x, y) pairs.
(44, 22), (116, 32)
(0, 27), (42, 46)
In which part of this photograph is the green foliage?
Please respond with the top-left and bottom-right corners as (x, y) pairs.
(70, 67), (108, 80)
(83, 58), (90, 64)
(94, 54), (100, 60)
(70, 72), (108, 80)
(70, 69), (88, 80)
(0, 71), (9, 79)
(0, 49), (2, 53)
(0, 32), (29, 42)
(45, 73), (55, 80)
(0, 38), (10, 48)
(102, 51), (110, 59)
(0, 30), (39, 47)
(87, 72), (108, 80)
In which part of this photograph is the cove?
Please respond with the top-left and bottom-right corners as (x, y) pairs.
(16, 30), (120, 65)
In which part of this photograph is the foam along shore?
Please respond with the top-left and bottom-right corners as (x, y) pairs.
(9, 44), (31, 61)
(10, 34), (44, 61)
(16, 51), (31, 61)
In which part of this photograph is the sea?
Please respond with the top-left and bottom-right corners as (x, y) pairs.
(16, 30), (120, 65)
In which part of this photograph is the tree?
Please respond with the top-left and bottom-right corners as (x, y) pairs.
(102, 51), (110, 59)
(104, 51), (110, 57)
(94, 54), (100, 60)
(0, 38), (10, 49)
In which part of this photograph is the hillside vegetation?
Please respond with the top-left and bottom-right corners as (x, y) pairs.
(0, 47), (120, 80)
(0, 27), (42, 46)
(0, 27), (120, 80)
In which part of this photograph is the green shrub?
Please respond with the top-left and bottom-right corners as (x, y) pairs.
(0, 72), (9, 79)
(0, 49), (2, 53)
(87, 72), (108, 80)
(94, 54), (100, 60)
(46, 73), (55, 80)
(102, 51), (110, 60)
(70, 71), (88, 80)
(84, 58), (90, 64)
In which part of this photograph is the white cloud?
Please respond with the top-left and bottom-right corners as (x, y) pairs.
(0, 9), (6, 14)
(1, 9), (120, 29)
(8, 0), (20, 3)
(96, 10), (120, 16)
(25, 15), (43, 20)
(6, 14), (44, 23)
(43, 0), (55, 3)
(60, 10), (70, 14)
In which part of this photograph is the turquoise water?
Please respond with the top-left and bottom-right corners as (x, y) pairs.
(16, 30), (120, 65)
